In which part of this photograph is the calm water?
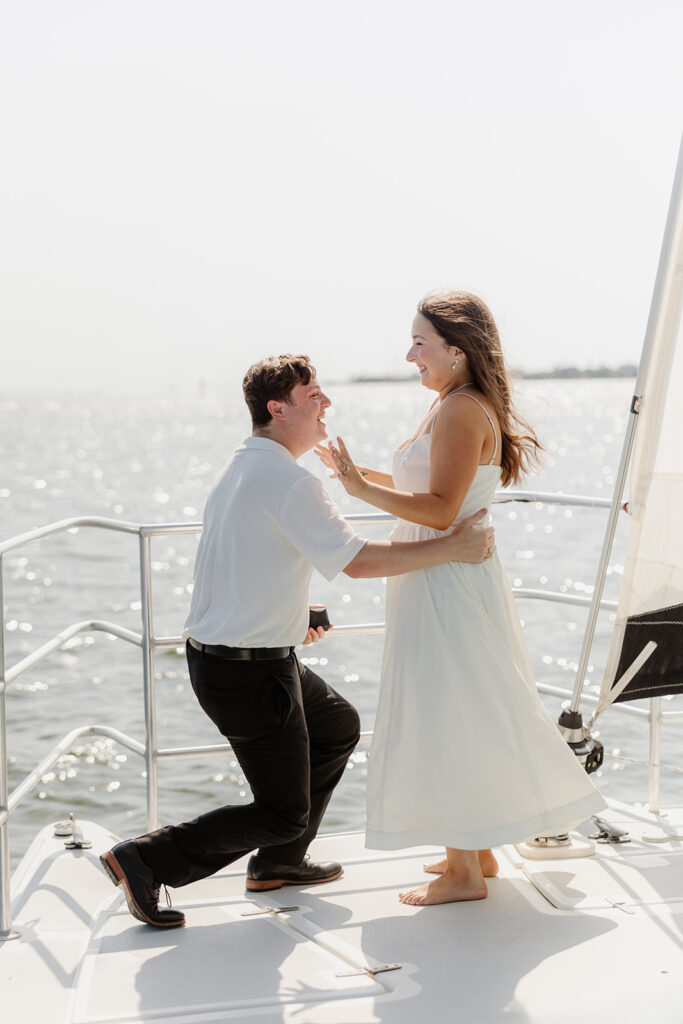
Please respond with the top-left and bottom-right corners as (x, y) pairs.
(3, 378), (682, 868)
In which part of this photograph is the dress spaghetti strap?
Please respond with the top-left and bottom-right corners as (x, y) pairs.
(434, 385), (499, 465)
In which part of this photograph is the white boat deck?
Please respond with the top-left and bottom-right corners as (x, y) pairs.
(3, 801), (683, 1023)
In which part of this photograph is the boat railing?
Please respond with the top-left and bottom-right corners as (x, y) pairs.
(0, 492), (678, 937)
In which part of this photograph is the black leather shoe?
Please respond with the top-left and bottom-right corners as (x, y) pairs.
(100, 840), (185, 928)
(246, 853), (343, 891)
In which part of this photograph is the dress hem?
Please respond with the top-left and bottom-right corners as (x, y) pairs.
(365, 791), (606, 852)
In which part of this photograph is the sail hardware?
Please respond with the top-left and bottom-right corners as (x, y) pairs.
(589, 816), (631, 844)
(54, 813), (92, 850)
(557, 709), (604, 774)
(610, 608), (683, 703)
(585, 641), (658, 728)
(335, 963), (402, 977)
(240, 905), (300, 916)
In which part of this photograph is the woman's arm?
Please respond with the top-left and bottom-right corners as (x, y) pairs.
(357, 466), (395, 487)
(331, 397), (492, 530)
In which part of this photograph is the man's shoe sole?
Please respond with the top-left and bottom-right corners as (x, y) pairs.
(100, 850), (185, 928)
(245, 867), (343, 892)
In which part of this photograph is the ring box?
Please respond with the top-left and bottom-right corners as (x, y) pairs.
(309, 605), (331, 631)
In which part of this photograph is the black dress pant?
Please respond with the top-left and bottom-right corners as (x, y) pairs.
(136, 642), (360, 887)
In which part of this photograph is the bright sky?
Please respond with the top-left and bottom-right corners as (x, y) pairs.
(2, 0), (682, 392)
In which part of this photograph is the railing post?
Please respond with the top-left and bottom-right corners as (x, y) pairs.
(0, 556), (18, 939)
(0, 557), (11, 933)
(139, 533), (159, 831)
(648, 696), (662, 814)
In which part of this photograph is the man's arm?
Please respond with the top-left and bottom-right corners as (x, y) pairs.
(344, 508), (494, 579)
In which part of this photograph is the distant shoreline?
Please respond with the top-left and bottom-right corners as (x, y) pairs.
(350, 365), (637, 384)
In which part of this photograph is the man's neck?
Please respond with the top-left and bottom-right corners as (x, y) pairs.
(252, 427), (305, 459)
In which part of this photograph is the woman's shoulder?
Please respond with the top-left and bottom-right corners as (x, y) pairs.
(432, 388), (501, 462)
(438, 386), (496, 425)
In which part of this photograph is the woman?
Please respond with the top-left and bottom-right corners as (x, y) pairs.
(316, 291), (605, 906)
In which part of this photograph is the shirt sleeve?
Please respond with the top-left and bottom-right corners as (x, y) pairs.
(280, 474), (366, 581)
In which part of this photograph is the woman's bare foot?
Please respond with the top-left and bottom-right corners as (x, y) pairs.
(399, 872), (488, 906)
(423, 849), (499, 878)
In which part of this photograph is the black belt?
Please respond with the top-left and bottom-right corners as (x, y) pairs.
(188, 637), (293, 661)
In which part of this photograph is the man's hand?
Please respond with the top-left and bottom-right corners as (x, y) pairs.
(344, 508), (495, 578)
(302, 625), (333, 645)
(445, 508), (495, 563)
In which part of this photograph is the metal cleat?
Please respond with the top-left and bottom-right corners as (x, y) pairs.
(54, 812), (92, 850)
(589, 815), (631, 844)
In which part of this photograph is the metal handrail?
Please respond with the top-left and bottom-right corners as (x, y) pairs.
(4, 621), (142, 689)
(0, 487), (614, 556)
(0, 725), (146, 828)
(0, 516), (142, 557)
(0, 492), (666, 937)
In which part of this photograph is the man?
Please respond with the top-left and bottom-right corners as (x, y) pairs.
(100, 355), (494, 927)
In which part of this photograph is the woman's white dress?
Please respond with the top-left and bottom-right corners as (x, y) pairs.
(365, 411), (605, 851)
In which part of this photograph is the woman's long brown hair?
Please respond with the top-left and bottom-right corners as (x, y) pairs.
(418, 291), (542, 486)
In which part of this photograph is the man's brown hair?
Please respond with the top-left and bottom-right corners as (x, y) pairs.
(242, 354), (316, 428)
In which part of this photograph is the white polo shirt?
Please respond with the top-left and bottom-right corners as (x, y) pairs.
(183, 436), (366, 648)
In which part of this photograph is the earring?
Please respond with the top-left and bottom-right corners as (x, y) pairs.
(452, 358), (460, 369)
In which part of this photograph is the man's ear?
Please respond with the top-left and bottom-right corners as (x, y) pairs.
(266, 398), (286, 422)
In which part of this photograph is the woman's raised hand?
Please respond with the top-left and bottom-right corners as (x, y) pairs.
(327, 437), (367, 496)
(314, 442), (338, 477)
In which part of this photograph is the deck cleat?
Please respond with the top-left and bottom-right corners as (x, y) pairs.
(589, 815), (631, 844)
(54, 813), (92, 850)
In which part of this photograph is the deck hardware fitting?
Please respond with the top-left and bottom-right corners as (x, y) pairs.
(590, 815), (631, 844)
(336, 963), (402, 978)
(65, 813), (92, 850)
(605, 898), (636, 915)
(528, 833), (571, 848)
(240, 905), (300, 916)
(642, 829), (683, 843)
(54, 815), (92, 847)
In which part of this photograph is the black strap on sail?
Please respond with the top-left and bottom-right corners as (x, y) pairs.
(611, 602), (683, 703)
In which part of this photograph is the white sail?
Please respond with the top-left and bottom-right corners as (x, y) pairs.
(599, 137), (683, 708)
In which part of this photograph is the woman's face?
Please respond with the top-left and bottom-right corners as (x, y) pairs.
(406, 313), (459, 392)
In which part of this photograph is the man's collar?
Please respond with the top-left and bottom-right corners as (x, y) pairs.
(241, 435), (297, 462)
